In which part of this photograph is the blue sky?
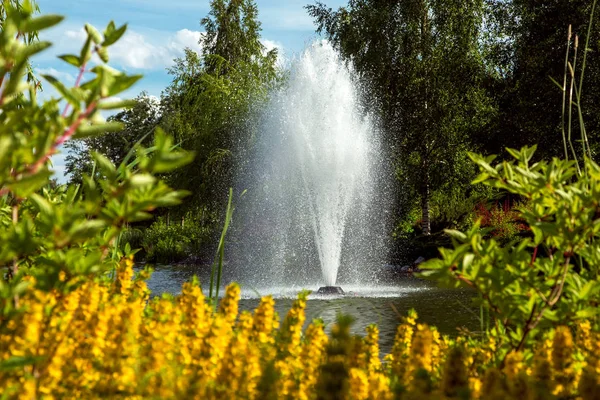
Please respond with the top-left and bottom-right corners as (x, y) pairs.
(33, 0), (346, 181)
(34, 0), (346, 100)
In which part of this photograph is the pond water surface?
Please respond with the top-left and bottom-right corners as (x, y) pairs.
(139, 264), (481, 354)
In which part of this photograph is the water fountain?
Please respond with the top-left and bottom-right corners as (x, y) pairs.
(139, 42), (477, 343)
(233, 41), (392, 294)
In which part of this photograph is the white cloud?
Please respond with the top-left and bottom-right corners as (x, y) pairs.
(36, 67), (76, 84)
(261, 39), (286, 67)
(169, 29), (204, 54)
(111, 30), (169, 69)
(65, 30), (85, 40)
(62, 28), (204, 70)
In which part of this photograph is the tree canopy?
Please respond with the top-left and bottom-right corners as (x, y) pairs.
(307, 0), (495, 235)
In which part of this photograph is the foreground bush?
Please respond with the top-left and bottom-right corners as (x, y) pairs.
(0, 259), (599, 399)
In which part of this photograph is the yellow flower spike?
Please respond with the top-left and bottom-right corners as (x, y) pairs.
(315, 314), (354, 400)
(481, 367), (507, 399)
(193, 313), (236, 396)
(503, 351), (528, 398)
(349, 336), (367, 370)
(429, 326), (442, 377)
(408, 323), (433, 379)
(468, 377), (482, 399)
(390, 322), (414, 379)
(252, 295), (278, 345)
(274, 292), (308, 398)
(212, 311), (258, 399)
(18, 377), (37, 400)
(348, 368), (369, 400)
(577, 320), (592, 352)
(368, 372), (393, 400)
(552, 326), (575, 397)
(579, 366), (600, 400)
(529, 345), (553, 400)
(218, 282), (241, 325)
(38, 289), (81, 396)
(114, 256), (135, 295)
(503, 351), (523, 381)
(441, 345), (469, 398)
(299, 319), (328, 399)
(365, 324), (381, 375)
(139, 296), (183, 397)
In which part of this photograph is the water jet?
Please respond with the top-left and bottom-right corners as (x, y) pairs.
(233, 41), (391, 288)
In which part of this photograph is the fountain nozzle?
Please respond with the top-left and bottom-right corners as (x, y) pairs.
(316, 286), (345, 295)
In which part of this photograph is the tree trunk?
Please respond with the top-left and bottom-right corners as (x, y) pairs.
(421, 168), (431, 235)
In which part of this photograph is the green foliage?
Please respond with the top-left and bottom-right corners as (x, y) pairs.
(161, 0), (281, 216)
(139, 214), (211, 263)
(0, 0), (43, 89)
(422, 146), (600, 356)
(0, 5), (192, 297)
(308, 0), (495, 235)
(67, 1), (281, 254)
(64, 92), (159, 184)
(201, 0), (276, 74)
(483, 0), (600, 160)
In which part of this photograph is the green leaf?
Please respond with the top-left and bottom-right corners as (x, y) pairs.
(108, 75), (143, 97)
(505, 147), (521, 161)
(17, 41), (52, 59)
(3, 60), (28, 97)
(97, 46), (109, 63)
(58, 54), (82, 68)
(104, 21), (116, 37)
(91, 152), (117, 180)
(444, 229), (467, 242)
(0, 356), (43, 372)
(21, 15), (64, 33)
(74, 122), (124, 139)
(85, 23), (103, 44)
(97, 98), (136, 110)
(7, 170), (53, 197)
(576, 308), (598, 319)
(152, 151), (195, 173)
(69, 220), (106, 241)
(80, 36), (93, 64)
(29, 193), (54, 218)
(103, 23), (127, 46)
(41, 74), (80, 109)
(128, 174), (156, 188)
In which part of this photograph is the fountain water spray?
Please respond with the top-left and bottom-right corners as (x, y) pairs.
(233, 41), (390, 291)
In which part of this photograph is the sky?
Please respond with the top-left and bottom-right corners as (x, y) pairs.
(33, 0), (347, 180)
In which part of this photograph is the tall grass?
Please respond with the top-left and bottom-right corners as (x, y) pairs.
(554, 0), (598, 167)
(208, 187), (234, 307)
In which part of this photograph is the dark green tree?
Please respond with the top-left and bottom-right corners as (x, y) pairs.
(160, 0), (279, 216)
(484, 0), (600, 161)
(307, 0), (494, 235)
(64, 92), (160, 184)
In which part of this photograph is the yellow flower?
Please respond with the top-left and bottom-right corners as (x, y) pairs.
(552, 326), (575, 397)
(348, 368), (369, 400)
(365, 324), (381, 375)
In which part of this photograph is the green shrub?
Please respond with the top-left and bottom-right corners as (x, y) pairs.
(423, 146), (600, 357)
(140, 213), (212, 263)
(0, 2), (192, 299)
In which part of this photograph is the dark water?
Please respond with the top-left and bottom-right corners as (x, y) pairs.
(138, 264), (481, 355)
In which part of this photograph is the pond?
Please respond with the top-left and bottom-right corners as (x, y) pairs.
(139, 264), (481, 354)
